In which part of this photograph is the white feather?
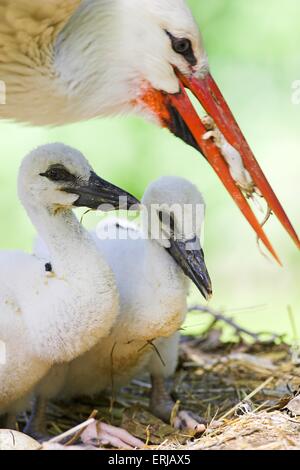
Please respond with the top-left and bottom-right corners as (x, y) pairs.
(0, 143), (119, 415)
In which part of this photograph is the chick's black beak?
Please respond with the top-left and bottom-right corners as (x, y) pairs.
(166, 237), (212, 301)
(64, 171), (139, 211)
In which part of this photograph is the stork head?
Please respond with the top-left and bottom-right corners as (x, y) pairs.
(123, 0), (207, 96)
(142, 175), (212, 301)
(18, 144), (139, 212)
(56, 0), (299, 259)
(119, 0), (299, 260)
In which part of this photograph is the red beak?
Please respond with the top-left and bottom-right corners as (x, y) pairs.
(140, 71), (300, 264)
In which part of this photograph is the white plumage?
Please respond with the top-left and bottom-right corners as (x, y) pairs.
(0, 142), (139, 422)
(0, 0), (205, 125)
(33, 176), (211, 434)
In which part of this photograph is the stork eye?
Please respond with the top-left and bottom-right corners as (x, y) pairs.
(173, 38), (191, 54)
(158, 210), (176, 233)
(40, 165), (76, 183)
(47, 168), (65, 181)
(166, 31), (197, 67)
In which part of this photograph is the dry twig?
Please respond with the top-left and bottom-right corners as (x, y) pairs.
(189, 305), (284, 342)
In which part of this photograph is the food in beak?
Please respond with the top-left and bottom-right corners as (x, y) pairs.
(202, 115), (255, 197)
(140, 71), (300, 264)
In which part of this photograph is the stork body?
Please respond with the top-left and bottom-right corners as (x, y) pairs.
(0, 0), (203, 126)
(33, 176), (211, 435)
(0, 0), (298, 254)
(36, 225), (188, 396)
(0, 143), (138, 425)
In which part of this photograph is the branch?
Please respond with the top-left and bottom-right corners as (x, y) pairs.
(188, 305), (284, 343)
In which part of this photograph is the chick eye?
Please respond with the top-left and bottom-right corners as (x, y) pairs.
(48, 168), (65, 181)
(40, 165), (75, 183)
(158, 210), (176, 233)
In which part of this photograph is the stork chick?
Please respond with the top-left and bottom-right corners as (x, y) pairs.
(33, 176), (212, 441)
(0, 143), (141, 446)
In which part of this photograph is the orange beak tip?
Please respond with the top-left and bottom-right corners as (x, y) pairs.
(274, 253), (283, 267)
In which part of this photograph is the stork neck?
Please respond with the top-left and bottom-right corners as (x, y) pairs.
(26, 203), (101, 276)
(54, 0), (134, 119)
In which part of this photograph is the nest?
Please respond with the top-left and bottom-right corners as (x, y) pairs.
(17, 311), (300, 450)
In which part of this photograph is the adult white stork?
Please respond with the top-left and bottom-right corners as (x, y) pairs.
(0, 0), (299, 260)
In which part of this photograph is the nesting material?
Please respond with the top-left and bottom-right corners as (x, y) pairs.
(18, 325), (300, 450)
(160, 411), (300, 450)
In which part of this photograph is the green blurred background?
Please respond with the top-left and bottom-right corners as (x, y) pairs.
(0, 0), (299, 339)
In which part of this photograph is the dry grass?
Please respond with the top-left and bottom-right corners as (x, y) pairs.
(17, 324), (300, 450)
